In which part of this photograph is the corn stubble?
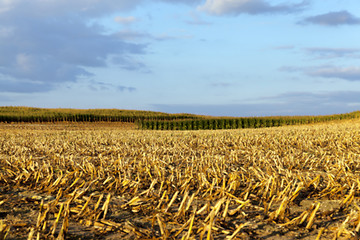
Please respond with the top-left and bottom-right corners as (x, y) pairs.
(1, 120), (360, 239)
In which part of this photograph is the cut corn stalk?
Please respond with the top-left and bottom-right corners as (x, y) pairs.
(165, 191), (179, 213)
(101, 193), (111, 220)
(226, 222), (249, 240)
(306, 202), (320, 229)
(0, 220), (10, 240)
(52, 203), (64, 236)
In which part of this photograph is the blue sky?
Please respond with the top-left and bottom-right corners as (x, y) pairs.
(1, 0), (360, 116)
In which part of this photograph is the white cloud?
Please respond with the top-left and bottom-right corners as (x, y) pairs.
(300, 11), (360, 26)
(305, 48), (360, 59)
(0, 0), (205, 94)
(0, 0), (201, 17)
(114, 16), (137, 24)
(16, 54), (33, 72)
(0, 26), (13, 38)
(281, 65), (360, 81)
(198, 0), (308, 16)
(0, 0), (149, 93)
(0, 0), (143, 18)
(199, 0), (249, 15)
(308, 66), (360, 81)
(0, 0), (18, 13)
(154, 91), (360, 117)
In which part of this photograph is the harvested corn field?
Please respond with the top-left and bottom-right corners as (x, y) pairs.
(1, 120), (360, 239)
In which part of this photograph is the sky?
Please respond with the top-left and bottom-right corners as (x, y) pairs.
(0, 0), (360, 117)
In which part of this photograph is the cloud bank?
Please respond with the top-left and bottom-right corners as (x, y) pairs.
(154, 91), (360, 117)
(300, 11), (360, 26)
(0, 0), (209, 94)
(305, 48), (360, 59)
(282, 65), (360, 82)
(0, 0), (149, 93)
(307, 66), (360, 81)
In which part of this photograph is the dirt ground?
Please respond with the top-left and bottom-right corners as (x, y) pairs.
(0, 186), (356, 239)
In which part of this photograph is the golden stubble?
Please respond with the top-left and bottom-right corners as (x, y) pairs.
(1, 119), (360, 239)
